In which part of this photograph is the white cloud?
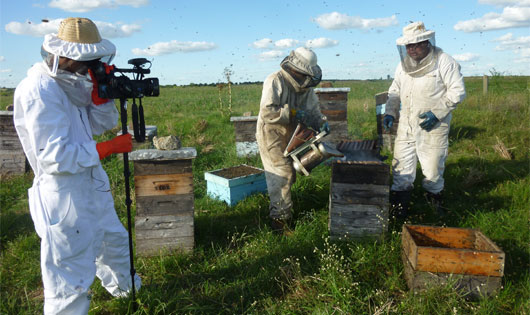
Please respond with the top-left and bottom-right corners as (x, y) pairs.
(5, 19), (61, 37)
(0, 69), (11, 73)
(305, 37), (339, 49)
(48, 0), (148, 13)
(4, 18), (141, 38)
(454, 6), (530, 32)
(314, 12), (398, 30)
(492, 33), (530, 62)
(258, 50), (285, 61)
(0, 56), (5, 62)
(252, 38), (273, 49)
(492, 33), (530, 50)
(479, 0), (530, 7)
(132, 40), (217, 56)
(453, 53), (480, 62)
(274, 39), (299, 49)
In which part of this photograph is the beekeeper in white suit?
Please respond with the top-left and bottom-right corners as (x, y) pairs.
(383, 21), (466, 218)
(256, 47), (328, 233)
(13, 17), (140, 314)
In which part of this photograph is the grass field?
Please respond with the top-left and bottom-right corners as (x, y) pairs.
(1, 76), (529, 314)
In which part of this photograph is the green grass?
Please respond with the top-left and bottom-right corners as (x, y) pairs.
(1, 77), (529, 314)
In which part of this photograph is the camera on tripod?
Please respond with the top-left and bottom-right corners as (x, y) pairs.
(90, 58), (159, 99)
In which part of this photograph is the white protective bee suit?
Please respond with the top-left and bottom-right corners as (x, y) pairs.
(385, 22), (466, 195)
(13, 18), (140, 314)
(256, 47), (327, 221)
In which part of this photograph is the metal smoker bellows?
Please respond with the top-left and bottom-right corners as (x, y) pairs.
(283, 123), (344, 176)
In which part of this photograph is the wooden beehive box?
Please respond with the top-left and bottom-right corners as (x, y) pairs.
(329, 154), (389, 240)
(130, 148), (197, 256)
(314, 88), (351, 145)
(205, 164), (267, 206)
(402, 224), (505, 299)
(230, 116), (258, 157)
(0, 111), (28, 176)
(375, 92), (399, 151)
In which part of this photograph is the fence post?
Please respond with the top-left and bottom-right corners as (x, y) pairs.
(483, 75), (489, 95)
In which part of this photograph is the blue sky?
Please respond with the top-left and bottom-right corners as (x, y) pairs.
(1, 0), (529, 87)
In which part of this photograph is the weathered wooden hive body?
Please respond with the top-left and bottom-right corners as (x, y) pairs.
(130, 148), (197, 256)
(329, 140), (389, 240)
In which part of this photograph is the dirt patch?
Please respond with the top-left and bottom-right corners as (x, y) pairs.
(212, 165), (262, 179)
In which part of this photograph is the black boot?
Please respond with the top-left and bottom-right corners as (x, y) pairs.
(425, 191), (445, 217)
(390, 190), (412, 219)
(270, 218), (293, 236)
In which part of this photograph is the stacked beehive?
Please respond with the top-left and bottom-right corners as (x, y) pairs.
(329, 140), (389, 240)
(314, 88), (350, 145)
(130, 148), (196, 256)
(0, 111), (27, 175)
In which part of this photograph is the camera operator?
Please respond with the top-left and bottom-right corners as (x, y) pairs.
(13, 17), (140, 314)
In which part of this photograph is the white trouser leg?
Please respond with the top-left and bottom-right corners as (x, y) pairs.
(94, 190), (141, 297)
(391, 137), (417, 192)
(417, 140), (447, 194)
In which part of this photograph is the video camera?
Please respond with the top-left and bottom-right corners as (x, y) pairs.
(90, 58), (159, 99)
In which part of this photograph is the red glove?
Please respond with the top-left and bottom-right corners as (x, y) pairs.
(88, 63), (115, 105)
(96, 134), (133, 160)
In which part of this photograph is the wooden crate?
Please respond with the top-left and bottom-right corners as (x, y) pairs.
(329, 159), (389, 240)
(230, 116), (258, 157)
(402, 224), (505, 299)
(375, 92), (399, 152)
(130, 148), (197, 256)
(205, 164), (267, 206)
(0, 111), (28, 176)
(314, 88), (350, 145)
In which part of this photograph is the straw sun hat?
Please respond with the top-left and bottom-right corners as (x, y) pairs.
(42, 17), (116, 61)
(396, 21), (435, 46)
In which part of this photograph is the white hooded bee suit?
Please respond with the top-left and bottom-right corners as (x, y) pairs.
(256, 48), (326, 220)
(386, 22), (466, 194)
(13, 20), (140, 314)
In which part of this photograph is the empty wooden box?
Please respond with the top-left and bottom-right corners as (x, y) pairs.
(402, 224), (505, 299)
(130, 148), (197, 256)
(329, 149), (389, 240)
(314, 88), (351, 145)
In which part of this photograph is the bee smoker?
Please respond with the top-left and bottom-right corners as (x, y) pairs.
(284, 123), (344, 176)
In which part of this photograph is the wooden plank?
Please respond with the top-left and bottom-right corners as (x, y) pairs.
(415, 247), (504, 277)
(329, 203), (387, 225)
(375, 92), (388, 105)
(402, 225), (419, 270)
(330, 183), (388, 206)
(136, 236), (194, 256)
(319, 102), (347, 111)
(136, 223), (194, 239)
(475, 231), (503, 252)
(234, 120), (257, 142)
(316, 92), (348, 101)
(134, 159), (192, 176)
(406, 225), (476, 249)
(136, 194), (194, 216)
(332, 162), (389, 185)
(135, 214), (194, 232)
(321, 109), (347, 121)
(401, 250), (502, 300)
(135, 173), (193, 197)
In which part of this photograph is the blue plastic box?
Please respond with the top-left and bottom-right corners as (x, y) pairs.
(205, 164), (267, 206)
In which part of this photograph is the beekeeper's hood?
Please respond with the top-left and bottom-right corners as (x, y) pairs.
(280, 47), (322, 90)
(41, 17), (116, 74)
(396, 21), (438, 77)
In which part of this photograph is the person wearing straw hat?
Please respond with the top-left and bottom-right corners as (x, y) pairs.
(256, 47), (328, 234)
(382, 21), (466, 219)
(13, 17), (140, 314)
